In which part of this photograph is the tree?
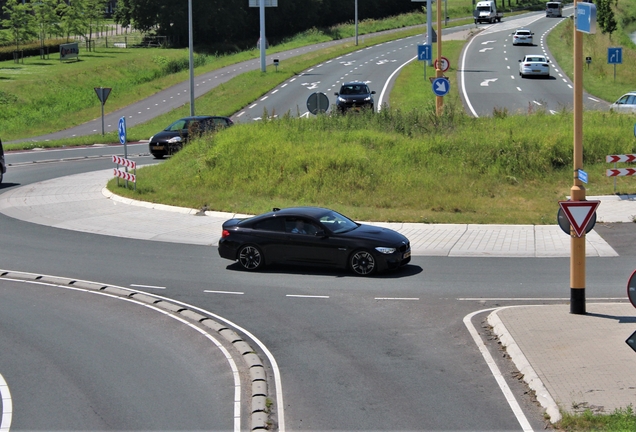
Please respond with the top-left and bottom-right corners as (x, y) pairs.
(1, 0), (37, 52)
(597, 0), (617, 37)
(56, 0), (85, 42)
(33, 0), (63, 49)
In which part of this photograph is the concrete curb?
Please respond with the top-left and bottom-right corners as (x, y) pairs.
(0, 269), (271, 431)
(488, 307), (562, 423)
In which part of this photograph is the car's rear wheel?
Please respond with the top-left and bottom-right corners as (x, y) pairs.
(238, 245), (264, 271)
(350, 250), (376, 276)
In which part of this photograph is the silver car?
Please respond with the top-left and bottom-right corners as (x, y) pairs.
(610, 92), (636, 114)
(518, 55), (550, 78)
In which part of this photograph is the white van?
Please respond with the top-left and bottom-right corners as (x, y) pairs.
(546, 2), (563, 17)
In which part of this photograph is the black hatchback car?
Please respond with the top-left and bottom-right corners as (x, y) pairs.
(149, 115), (233, 159)
(218, 207), (411, 276)
(334, 82), (375, 113)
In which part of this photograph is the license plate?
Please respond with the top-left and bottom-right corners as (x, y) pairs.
(151, 145), (164, 150)
(403, 250), (411, 259)
(532, 69), (541, 73)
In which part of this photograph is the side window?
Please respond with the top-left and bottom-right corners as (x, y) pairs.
(285, 218), (318, 235)
(168, 120), (187, 132)
(252, 217), (285, 232)
(627, 96), (636, 105)
(618, 96), (630, 105)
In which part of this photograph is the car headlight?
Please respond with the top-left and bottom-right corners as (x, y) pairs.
(375, 247), (396, 254)
(364, 96), (372, 102)
(338, 97), (346, 103)
(149, 135), (154, 142)
(167, 136), (182, 143)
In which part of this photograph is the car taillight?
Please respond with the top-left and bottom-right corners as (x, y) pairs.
(222, 229), (231, 238)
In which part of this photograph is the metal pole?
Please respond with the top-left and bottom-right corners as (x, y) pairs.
(100, 87), (105, 136)
(426, 0), (433, 67)
(436, 0), (443, 115)
(188, 0), (195, 116)
(260, 0), (266, 72)
(571, 0), (586, 315)
(355, 0), (358, 46)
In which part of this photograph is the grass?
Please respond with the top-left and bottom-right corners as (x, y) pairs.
(555, 405), (636, 431)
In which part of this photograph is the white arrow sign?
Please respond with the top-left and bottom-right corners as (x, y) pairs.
(481, 40), (497, 45)
(480, 78), (498, 86)
(435, 80), (447, 92)
(479, 47), (494, 53)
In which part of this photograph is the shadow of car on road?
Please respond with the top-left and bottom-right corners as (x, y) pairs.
(224, 262), (423, 278)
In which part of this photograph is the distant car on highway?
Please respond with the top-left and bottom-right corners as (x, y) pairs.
(545, 1), (563, 17)
(218, 206), (411, 276)
(0, 139), (5, 184)
(512, 29), (534, 46)
(518, 55), (550, 78)
(149, 116), (233, 159)
(610, 92), (636, 114)
(334, 82), (375, 113)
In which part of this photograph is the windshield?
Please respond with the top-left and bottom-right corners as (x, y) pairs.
(318, 210), (358, 234)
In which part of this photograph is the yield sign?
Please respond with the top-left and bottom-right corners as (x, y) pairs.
(558, 200), (600, 237)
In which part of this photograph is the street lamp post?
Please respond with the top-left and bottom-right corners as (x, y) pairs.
(355, 0), (358, 46)
(188, 0), (195, 116)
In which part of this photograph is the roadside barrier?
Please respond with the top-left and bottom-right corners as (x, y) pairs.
(606, 154), (636, 193)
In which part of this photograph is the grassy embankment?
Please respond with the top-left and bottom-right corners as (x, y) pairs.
(106, 6), (636, 225)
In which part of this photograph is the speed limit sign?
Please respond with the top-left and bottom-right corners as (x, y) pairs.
(434, 56), (450, 72)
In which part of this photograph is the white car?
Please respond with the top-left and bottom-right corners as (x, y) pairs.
(609, 92), (636, 114)
(519, 55), (550, 78)
(512, 29), (534, 46)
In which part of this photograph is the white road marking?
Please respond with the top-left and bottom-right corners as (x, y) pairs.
(0, 372), (12, 432)
(131, 284), (165, 289)
(480, 78), (498, 87)
(479, 47), (494, 52)
(374, 297), (419, 301)
(286, 294), (329, 299)
(464, 309), (533, 432)
(204, 290), (245, 295)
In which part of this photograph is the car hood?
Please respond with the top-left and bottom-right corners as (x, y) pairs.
(339, 223), (409, 246)
(151, 130), (185, 143)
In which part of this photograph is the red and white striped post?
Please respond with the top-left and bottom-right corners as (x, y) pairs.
(606, 154), (636, 193)
(112, 155), (137, 190)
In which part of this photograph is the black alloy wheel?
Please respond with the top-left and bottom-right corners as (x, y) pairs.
(350, 250), (376, 276)
(238, 245), (264, 271)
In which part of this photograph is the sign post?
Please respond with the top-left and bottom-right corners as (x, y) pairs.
(570, 0), (596, 314)
(94, 87), (112, 136)
(608, 47), (622, 82)
(417, 44), (432, 81)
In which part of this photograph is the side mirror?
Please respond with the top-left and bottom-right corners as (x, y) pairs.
(371, 91), (376, 94)
(334, 93), (339, 96)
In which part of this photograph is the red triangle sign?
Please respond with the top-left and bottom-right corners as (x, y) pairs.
(559, 200), (600, 237)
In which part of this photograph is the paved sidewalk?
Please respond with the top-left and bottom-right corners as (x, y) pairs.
(489, 303), (636, 423)
(0, 169), (629, 258)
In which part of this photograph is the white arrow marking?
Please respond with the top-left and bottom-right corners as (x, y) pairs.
(480, 78), (498, 86)
(482, 40), (497, 45)
(479, 47), (494, 52)
(549, 110), (558, 115)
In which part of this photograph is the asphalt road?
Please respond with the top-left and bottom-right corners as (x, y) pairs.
(460, 7), (609, 117)
(0, 278), (241, 430)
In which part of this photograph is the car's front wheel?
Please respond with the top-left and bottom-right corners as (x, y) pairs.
(238, 245), (264, 271)
(350, 250), (376, 276)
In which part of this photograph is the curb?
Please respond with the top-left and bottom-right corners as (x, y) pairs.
(487, 307), (562, 424)
(0, 269), (272, 431)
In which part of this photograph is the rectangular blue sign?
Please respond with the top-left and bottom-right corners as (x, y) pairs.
(418, 44), (432, 62)
(576, 2), (597, 34)
(578, 169), (588, 184)
(608, 47), (622, 64)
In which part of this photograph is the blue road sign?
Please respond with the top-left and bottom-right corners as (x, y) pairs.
(118, 117), (127, 145)
(578, 169), (588, 184)
(576, 2), (596, 34)
(608, 47), (622, 64)
(418, 44), (432, 62)
(432, 77), (450, 97)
